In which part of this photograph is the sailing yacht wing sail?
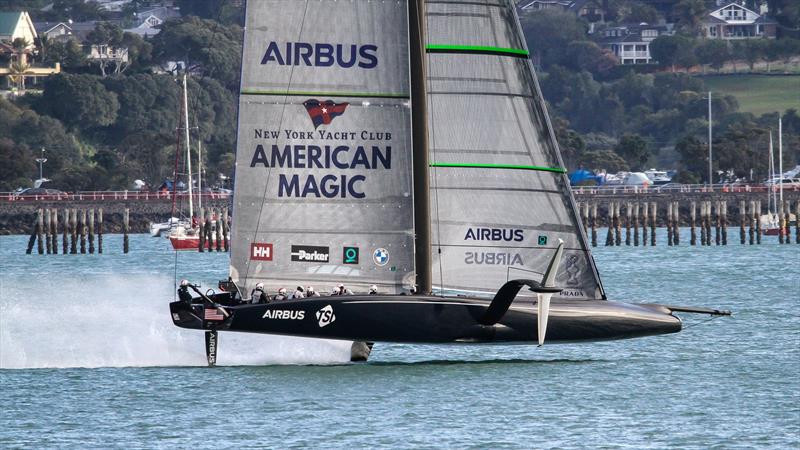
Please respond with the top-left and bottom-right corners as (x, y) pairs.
(231, 0), (416, 295)
(424, 0), (604, 300)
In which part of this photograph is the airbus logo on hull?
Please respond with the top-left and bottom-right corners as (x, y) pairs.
(261, 42), (378, 69)
(464, 228), (524, 242)
(262, 310), (305, 320)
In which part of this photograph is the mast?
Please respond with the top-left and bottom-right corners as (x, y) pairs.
(778, 116), (783, 206)
(198, 140), (202, 212)
(769, 131), (776, 214)
(183, 74), (194, 220)
(708, 91), (713, 186)
(410, 0), (431, 294)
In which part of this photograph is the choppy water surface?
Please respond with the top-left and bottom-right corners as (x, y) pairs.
(1, 233), (798, 448)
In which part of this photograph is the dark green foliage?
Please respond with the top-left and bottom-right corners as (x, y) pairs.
(176, 0), (244, 25)
(650, 35), (697, 71)
(519, 9), (587, 68)
(0, 138), (35, 190)
(615, 134), (650, 170)
(38, 74), (119, 129)
(579, 149), (629, 172)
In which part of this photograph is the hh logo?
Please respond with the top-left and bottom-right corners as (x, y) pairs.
(250, 243), (273, 261)
(316, 305), (336, 328)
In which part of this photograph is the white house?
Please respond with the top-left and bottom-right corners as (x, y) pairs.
(704, 2), (777, 39)
(599, 23), (674, 65)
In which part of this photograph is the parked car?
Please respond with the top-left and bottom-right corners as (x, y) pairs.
(13, 188), (67, 197)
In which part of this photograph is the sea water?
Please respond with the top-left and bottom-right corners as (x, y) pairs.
(1, 233), (798, 448)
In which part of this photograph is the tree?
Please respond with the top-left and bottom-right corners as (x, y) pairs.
(614, 134), (650, 170)
(650, 35), (696, 71)
(675, 135), (708, 181)
(0, 138), (35, 190)
(694, 40), (729, 73)
(86, 22), (124, 76)
(563, 41), (617, 74)
(579, 149), (629, 172)
(43, 39), (87, 69)
(519, 9), (587, 68)
(175, 0), (245, 25)
(623, 3), (660, 24)
(39, 74), (119, 130)
(151, 16), (243, 89)
(741, 39), (768, 71)
(673, 0), (708, 35)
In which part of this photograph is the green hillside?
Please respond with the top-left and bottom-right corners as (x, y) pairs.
(701, 75), (800, 116)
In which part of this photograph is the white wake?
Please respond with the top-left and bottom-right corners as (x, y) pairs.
(0, 275), (353, 369)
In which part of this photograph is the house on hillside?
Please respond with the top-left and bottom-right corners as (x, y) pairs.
(599, 23), (674, 65)
(518, 0), (608, 23)
(124, 5), (180, 37)
(0, 11), (37, 49)
(33, 22), (73, 43)
(704, 2), (777, 39)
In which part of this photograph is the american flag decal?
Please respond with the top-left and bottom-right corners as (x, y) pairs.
(204, 308), (225, 321)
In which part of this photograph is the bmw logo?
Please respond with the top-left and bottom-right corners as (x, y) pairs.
(373, 248), (389, 266)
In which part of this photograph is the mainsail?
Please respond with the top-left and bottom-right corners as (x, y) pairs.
(423, 0), (605, 300)
(230, 1), (416, 294)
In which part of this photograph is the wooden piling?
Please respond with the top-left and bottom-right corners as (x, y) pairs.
(222, 207), (230, 252)
(51, 208), (58, 254)
(796, 201), (800, 244)
(70, 209), (78, 254)
(79, 209), (87, 254)
(123, 208), (130, 254)
(700, 202), (707, 245)
(642, 202), (649, 247)
(673, 201), (680, 245)
(198, 207), (206, 252)
(721, 201), (727, 245)
(784, 201), (791, 245)
(667, 202), (673, 246)
(650, 202), (657, 246)
(205, 209), (213, 252)
(591, 203), (598, 247)
(633, 202), (640, 246)
(714, 201), (721, 246)
(44, 208), (52, 254)
(62, 208), (69, 254)
(98, 208), (103, 254)
(36, 208), (44, 254)
(605, 202), (613, 246)
(214, 209), (222, 252)
(690, 201), (697, 245)
(706, 201), (713, 246)
(614, 202), (621, 246)
(739, 200), (746, 245)
(625, 203), (631, 246)
(756, 200), (762, 245)
(582, 203), (589, 236)
(88, 209), (95, 254)
(26, 212), (37, 254)
(748, 201), (755, 245)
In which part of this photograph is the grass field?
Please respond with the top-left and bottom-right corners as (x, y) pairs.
(700, 74), (800, 116)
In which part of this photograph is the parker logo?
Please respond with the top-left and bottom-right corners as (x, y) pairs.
(303, 99), (349, 129)
(250, 243), (273, 261)
(262, 309), (305, 320)
(316, 305), (336, 328)
(343, 246), (359, 264)
(291, 245), (330, 263)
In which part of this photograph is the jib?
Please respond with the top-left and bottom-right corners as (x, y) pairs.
(261, 42), (378, 69)
(464, 228), (524, 242)
(262, 310), (305, 320)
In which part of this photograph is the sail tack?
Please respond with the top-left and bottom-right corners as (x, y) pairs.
(424, 0), (605, 300)
(231, 0), (416, 294)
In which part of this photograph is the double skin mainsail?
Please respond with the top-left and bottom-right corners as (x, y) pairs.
(170, 0), (729, 364)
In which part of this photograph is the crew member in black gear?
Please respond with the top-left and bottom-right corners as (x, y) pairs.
(251, 282), (271, 304)
(178, 279), (193, 303)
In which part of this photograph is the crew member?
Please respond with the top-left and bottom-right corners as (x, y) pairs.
(251, 282), (270, 304)
(369, 285), (378, 295)
(306, 286), (321, 297)
(274, 287), (289, 302)
(334, 284), (353, 296)
(178, 279), (193, 303)
(292, 286), (305, 299)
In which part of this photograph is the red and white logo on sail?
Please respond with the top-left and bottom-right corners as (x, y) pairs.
(250, 243), (273, 261)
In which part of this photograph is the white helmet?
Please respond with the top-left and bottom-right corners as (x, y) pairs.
(369, 285), (378, 293)
(306, 286), (314, 293)
(278, 287), (287, 295)
(255, 282), (264, 291)
(180, 279), (190, 287)
(338, 283), (345, 288)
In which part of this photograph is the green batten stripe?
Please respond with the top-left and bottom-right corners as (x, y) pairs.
(241, 89), (409, 99)
(425, 44), (529, 58)
(430, 162), (566, 174)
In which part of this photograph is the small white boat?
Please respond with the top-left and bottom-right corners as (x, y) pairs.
(149, 217), (190, 237)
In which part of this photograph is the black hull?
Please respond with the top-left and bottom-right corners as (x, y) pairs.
(170, 295), (682, 344)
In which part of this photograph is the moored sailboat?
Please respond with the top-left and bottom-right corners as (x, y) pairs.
(170, 0), (729, 365)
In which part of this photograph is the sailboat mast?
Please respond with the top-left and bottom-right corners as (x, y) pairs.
(198, 140), (202, 211)
(778, 116), (783, 206)
(183, 74), (194, 219)
(410, 0), (431, 294)
(769, 131), (776, 214)
(708, 91), (713, 186)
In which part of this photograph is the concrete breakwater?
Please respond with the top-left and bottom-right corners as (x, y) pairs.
(0, 198), (231, 235)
